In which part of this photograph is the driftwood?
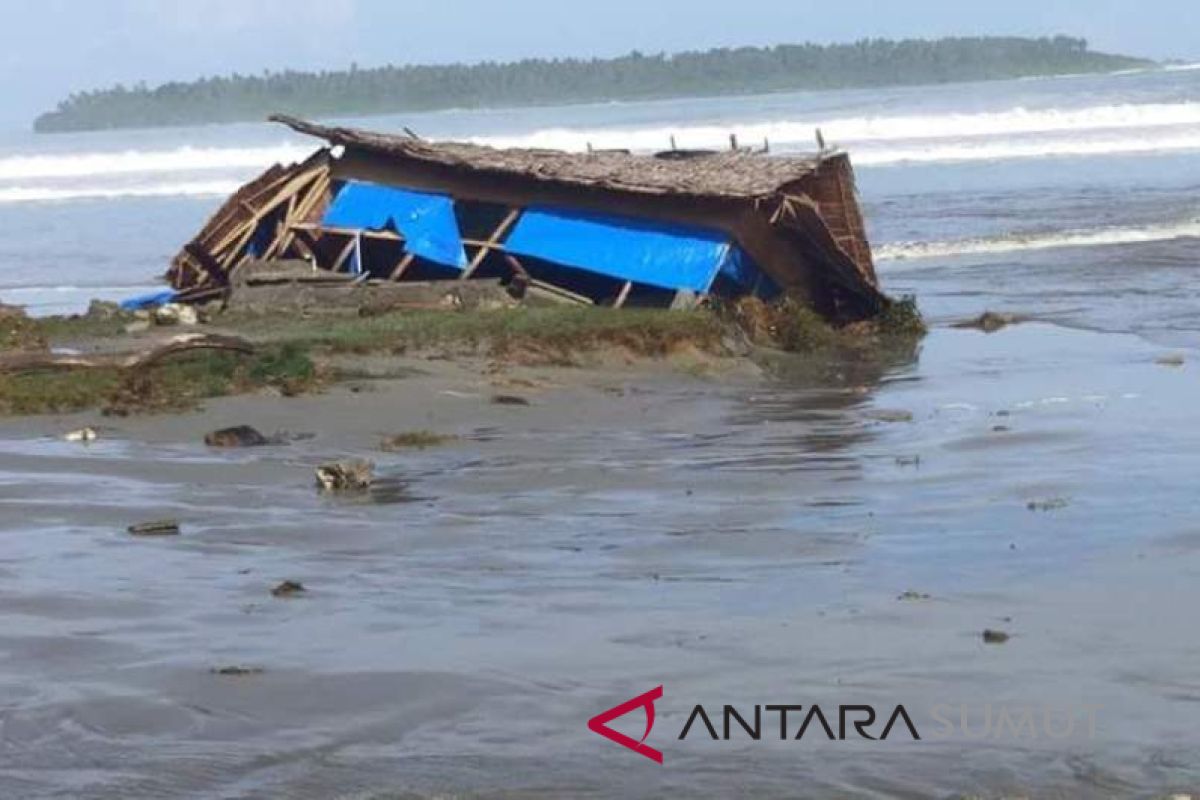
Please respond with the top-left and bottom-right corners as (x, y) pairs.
(0, 334), (254, 374)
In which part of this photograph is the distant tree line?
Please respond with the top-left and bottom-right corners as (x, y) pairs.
(34, 36), (1152, 133)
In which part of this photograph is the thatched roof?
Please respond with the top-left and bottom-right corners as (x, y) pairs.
(271, 114), (825, 201)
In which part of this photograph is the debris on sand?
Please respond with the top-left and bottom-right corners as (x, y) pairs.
(491, 394), (531, 407)
(270, 580), (306, 598)
(210, 666), (264, 676)
(380, 430), (456, 451)
(1156, 354), (1186, 367)
(865, 408), (913, 423)
(127, 519), (181, 536)
(64, 427), (98, 442)
(1027, 497), (1069, 512)
(0, 302), (45, 351)
(153, 303), (199, 327)
(953, 311), (1027, 333)
(205, 425), (269, 447)
(982, 629), (1011, 645)
(315, 459), (374, 491)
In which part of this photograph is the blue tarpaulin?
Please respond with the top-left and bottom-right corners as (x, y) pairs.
(119, 289), (176, 311)
(322, 182), (467, 270)
(503, 208), (733, 293)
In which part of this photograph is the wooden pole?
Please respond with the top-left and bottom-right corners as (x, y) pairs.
(614, 281), (633, 308)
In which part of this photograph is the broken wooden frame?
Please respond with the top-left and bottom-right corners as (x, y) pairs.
(168, 116), (889, 320)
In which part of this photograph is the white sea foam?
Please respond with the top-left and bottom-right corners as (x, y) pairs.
(471, 102), (1200, 153)
(855, 131), (1200, 166)
(875, 219), (1200, 262)
(0, 143), (308, 181)
(0, 180), (243, 204)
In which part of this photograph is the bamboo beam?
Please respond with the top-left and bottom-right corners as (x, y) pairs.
(330, 237), (358, 273)
(290, 221), (402, 241)
(461, 208), (520, 280)
(388, 252), (416, 281)
(613, 280), (633, 308)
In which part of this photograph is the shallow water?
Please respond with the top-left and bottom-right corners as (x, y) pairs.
(1, 320), (1198, 797)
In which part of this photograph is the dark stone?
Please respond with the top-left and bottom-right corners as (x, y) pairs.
(127, 519), (180, 536)
(204, 425), (270, 447)
(491, 394), (531, 406)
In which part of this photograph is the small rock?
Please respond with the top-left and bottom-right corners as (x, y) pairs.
(866, 409), (913, 423)
(315, 459), (374, 491)
(1156, 354), (1185, 367)
(953, 311), (1026, 333)
(982, 629), (1011, 645)
(128, 519), (180, 536)
(491, 394), (531, 406)
(210, 666), (264, 676)
(64, 427), (98, 443)
(204, 425), (269, 447)
(897, 590), (931, 601)
(271, 580), (306, 598)
(992, 425), (1011, 433)
(1027, 497), (1069, 512)
(154, 303), (198, 326)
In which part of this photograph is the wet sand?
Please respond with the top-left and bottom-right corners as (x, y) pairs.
(1, 323), (1198, 798)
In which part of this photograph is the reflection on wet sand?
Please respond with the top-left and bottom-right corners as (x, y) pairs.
(0, 324), (1198, 798)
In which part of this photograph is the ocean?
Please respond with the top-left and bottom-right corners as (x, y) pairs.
(2, 65), (1198, 346)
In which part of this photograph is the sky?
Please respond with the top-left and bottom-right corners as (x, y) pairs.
(0, 0), (1194, 130)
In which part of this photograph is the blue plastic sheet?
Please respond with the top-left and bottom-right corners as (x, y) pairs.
(504, 207), (732, 293)
(717, 245), (780, 298)
(119, 289), (176, 311)
(322, 182), (467, 270)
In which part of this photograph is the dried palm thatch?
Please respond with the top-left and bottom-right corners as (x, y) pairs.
(271, 114), (823, 200)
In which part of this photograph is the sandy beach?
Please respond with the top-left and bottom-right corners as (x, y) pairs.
(0, 316), (1196, 798)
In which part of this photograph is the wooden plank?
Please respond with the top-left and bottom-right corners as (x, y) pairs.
(290, 221), (402, 241)
(613, 280), (633, 308)
(209, 167), (325, 257)
(330, 237), (358, 273)
(461, 208), (520, 280)
(388, 252), (416, 281)
(278, 171), (331, 252)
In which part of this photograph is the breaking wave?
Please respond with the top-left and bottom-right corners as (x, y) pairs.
(855, 131), (1200, 166)
(472, 101), (1200, 154)
(0, 181), (243, 204)
(0, 143), (308, 181)
(875, 219), (1200, 262)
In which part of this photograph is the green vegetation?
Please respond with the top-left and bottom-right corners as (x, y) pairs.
(0, 345), (319, 416)
(34, 36), (1150, 132)
(380, 430), (457, 451)
(0, 300), (926, 416)
(229, 306), (729, 360)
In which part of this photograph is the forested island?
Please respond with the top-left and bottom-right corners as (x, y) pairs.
(34, 36), (1152, 132)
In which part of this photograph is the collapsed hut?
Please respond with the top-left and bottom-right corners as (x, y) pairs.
(167, 114), (886, 320)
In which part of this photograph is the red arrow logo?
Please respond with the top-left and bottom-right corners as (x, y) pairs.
(587, 686), (664, 764)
